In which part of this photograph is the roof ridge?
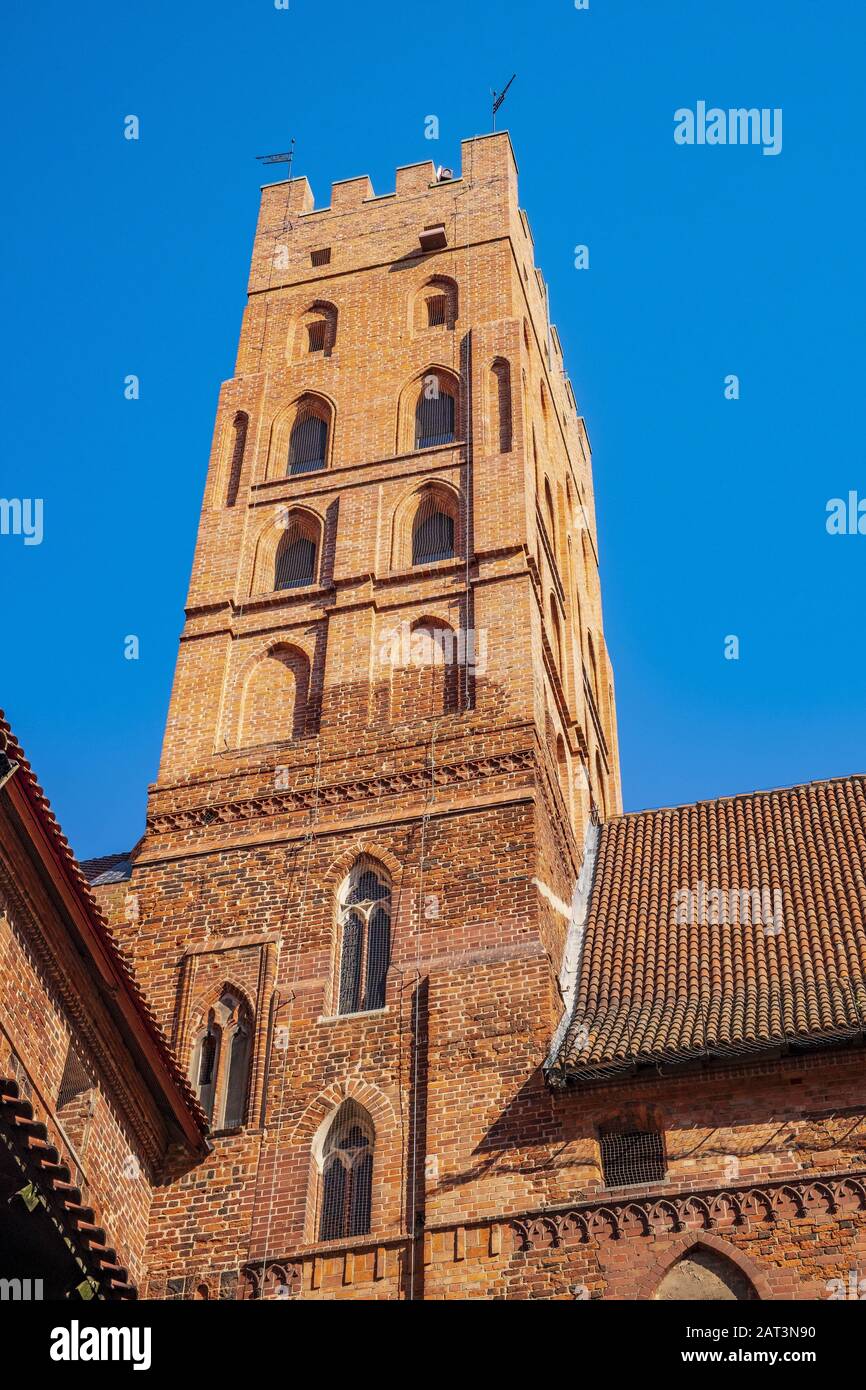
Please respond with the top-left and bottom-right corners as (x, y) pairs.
(612, 770), (866, 823)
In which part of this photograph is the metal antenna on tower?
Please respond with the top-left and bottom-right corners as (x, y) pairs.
(491, 74), (516, 130)
(256, 137), (296, 180)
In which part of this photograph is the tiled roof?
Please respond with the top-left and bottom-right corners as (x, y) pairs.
(550, 775), (866, 1085)
(0, 710), (207, 1142)
(80, 852), (133, 885)
(0, 1075), (137, 1299)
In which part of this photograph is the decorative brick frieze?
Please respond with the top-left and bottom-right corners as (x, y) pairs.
(145, 747), (537, 835)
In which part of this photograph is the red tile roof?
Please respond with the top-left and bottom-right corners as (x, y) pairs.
(0, 710), (207, 1145)
(80, 852), (133, 885)
(550, 775), (866, 1085)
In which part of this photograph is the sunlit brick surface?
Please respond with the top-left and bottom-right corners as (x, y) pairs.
(87, 135), (866, 1301)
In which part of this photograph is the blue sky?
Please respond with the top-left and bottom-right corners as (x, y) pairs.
(1, 0), (864, 858)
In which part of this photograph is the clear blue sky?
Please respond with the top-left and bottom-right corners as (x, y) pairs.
(1, 1), (864, 859)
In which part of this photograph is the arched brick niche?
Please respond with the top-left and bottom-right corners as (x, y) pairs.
(636, 1234), (772, 1302)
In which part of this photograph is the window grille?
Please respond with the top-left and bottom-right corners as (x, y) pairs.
(318, 1101), (374, 1241)
(311, 247), (331, 266)
(337, 858), (391, 1014)
(288, 409), (328, 474)
(415, 386), (455, 449)
(412, 500), (455, 565)
(426, 295), (448, 327)
(275, 530), (316, 589)
(307, 319), (327, 353)
(57, 1045), (92, 1110)
(600, 1128), (666, 1188)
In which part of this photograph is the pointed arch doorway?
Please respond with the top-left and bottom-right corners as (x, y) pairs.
(651, 1243), (760, 1301)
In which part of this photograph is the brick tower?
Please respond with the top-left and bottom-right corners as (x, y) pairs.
(122, 132), (621, 1299)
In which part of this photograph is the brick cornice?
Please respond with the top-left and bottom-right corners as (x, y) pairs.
(145, 747), (536, 835)
(508, 1166), (866, 1251)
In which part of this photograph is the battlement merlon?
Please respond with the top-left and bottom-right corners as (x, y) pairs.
(246, 132), (525, 296)
(241, 130), (577, 418)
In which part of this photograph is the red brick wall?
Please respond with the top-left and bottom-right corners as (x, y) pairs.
(104, 134), (866, 1301)
(0, 827), (163, 1287)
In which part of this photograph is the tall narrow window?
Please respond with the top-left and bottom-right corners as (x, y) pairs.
(223, 1017), (252, 1130)
(489, 358), (512, 453)
(225, 411), (248, 508)
(288, 405), (328, 474)
(190, 991), (253, 1131)
(412, 498), (455, 565)
(318, 1101), (374, 1241)
(336, 858), (391, 1014)
(415, 382), (455, 449)
(274, 515), (317, 590)
(194, 1017), (221, 1123)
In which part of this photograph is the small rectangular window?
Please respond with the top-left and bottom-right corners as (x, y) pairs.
(427, 295), (448, 328)
(307, 320), (327, 353)
(600, 1128), (666, 1188)
(311, 247), (331, 267)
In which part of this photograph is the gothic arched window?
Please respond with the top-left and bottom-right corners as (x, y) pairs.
(223, 1014), (252, 1130)
(318, 1100), (374, 1241)
(191, 991), (253, 1131)
(336, 858), (391, 1015)
(274, 513), (317, 589)
(288, 401), (329, 474)
(412, 498), (455, 565)
(414, 379), (456, 449)
(193, 1017), (221, 1123)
